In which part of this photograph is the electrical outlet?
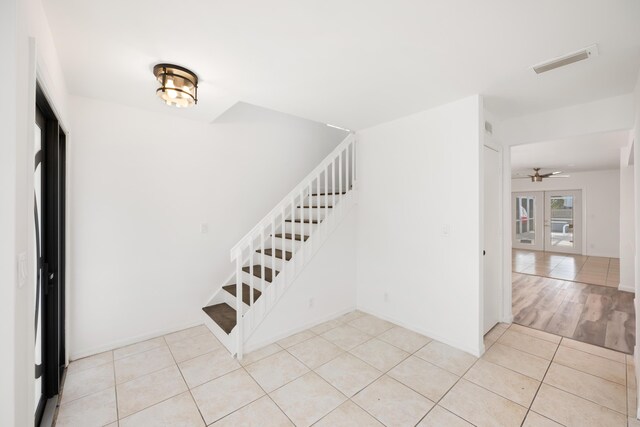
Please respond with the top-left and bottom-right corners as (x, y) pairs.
(384, 292), (389, 302)
(309, 297), (314, 308)
(200, 223), (209, 234)
(441, 224), (450, 237)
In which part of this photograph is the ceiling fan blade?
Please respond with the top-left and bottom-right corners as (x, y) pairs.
(539, 173), (554, 178)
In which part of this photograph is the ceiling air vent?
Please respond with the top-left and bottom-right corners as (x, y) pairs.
(532, 44), (598, 74)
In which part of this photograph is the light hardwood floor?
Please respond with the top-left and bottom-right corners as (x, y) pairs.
(513, 249), (620, 287)
(512, 250), (635, 354)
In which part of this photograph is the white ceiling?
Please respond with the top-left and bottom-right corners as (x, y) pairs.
(511, 130), (630, 177)
(43, 0), (640, 130)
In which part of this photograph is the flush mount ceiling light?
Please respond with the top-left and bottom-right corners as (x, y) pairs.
(153, 63), (198, 108)
(532, 44), (599, 74)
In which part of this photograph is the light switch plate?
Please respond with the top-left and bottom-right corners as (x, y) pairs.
(18, 252), (27, 288)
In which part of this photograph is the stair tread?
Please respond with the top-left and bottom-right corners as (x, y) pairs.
(257, 248), (293, 261)
(274, 233), (309, 242)
(223, 283), (262, 305)
(202, 303), (236, 334)
(299, 205), (333, 208)
(243, 265), (279, 282)
(285, 219), (320, 224)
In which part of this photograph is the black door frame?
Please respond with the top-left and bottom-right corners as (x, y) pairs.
(35, 84), (66, 426)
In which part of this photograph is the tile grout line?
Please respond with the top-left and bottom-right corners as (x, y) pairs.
(161, 335), (208, 426)
(111, 357), (119, 425)
(517, 335), (562, 427)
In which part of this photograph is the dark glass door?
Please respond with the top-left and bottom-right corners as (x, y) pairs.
(34, 85), (66, 426)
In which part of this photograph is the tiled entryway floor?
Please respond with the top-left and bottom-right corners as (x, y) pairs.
(513, 249), (620, 287)
(55, 312), (640, 427)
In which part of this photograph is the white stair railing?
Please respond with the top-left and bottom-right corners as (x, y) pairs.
(230, 133), (356, 359)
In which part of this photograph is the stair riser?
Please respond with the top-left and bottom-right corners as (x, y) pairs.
(307, 194), (343, 205)
(294, 208), (329, 220)
(284, 222), (319, 234)
(264, 237), (301, 252)
(250, 252), (286, 270)
(202, 312), (236, 352)
(221, 288), (250, 313)
(241, 270), (275, 288)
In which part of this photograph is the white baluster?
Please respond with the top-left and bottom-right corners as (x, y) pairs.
(249, 239), (254, 326)
(351, 139), (356, 187)
(260, 228), (265, 293)
(339, 150), (343, 215)
(346, 142), (351, 193)
(332, 159), (336, 213)
(299, 189), (304, 266)
(280, 206), (286, 294)
(324, 167), (328, 234)
(271, 217), (275, 305)
(235, 253), (243, 360)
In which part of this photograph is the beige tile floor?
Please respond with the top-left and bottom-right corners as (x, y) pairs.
(513, 249), (620, 287)
(54, 312), (640, 427)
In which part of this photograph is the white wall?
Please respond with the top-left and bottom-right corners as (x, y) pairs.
(498, 94), (635, 147)
(2, 0), (70, 424)
(245, 207), (357, 351)
(620, 141), (635, 292)
(633, 70), (640, 403)
(355, 95), (483, 356)
(511, 170), (621, 258)
(1, 1), (19, 423)
(68, 96), (346, 358)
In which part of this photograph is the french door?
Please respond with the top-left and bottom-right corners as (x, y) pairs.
(34, 85), (66, 425)
(512, 190), (582, 254)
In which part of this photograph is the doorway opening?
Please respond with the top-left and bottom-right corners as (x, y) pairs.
(34, 84), (66, 425)
(508, 131), (634, 354)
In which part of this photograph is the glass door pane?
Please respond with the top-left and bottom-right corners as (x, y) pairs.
(544, 190), (582, 254)
(512, 192), (543, 251)
(515, 195), (536, 245)
(549, 195), (574, 248)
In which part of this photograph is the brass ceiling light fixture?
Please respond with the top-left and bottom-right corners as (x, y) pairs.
(153, 63), (198, 108)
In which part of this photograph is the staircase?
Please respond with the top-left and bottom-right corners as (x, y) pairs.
(201, 133), (357, 358)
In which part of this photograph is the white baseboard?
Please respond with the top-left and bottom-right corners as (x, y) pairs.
(356, 306), (482, 357)
(69, 321), (203, 361)
(243, 306), (356, 354)
(501, 314), (514, 324)
(619, 283), (635, 293)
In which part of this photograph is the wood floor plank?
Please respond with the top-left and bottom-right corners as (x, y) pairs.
(605, 311), (634, 354)
(546, 301), (583, 337)
(511, 250), (634, 355)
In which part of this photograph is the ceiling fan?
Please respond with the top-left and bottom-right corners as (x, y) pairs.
(514, 168), (570, 182)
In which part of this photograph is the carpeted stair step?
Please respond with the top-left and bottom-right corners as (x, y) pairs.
(257, 248), (293, 261)
(274, 233), (309, 242)
(202, 303), (236, 334)
(223, 283), (262, 306)
(243, 265), (278, 282)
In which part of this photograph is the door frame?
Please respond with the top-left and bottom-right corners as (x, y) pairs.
(33, 83), (67, 425)
(483, 143), (503, 334)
